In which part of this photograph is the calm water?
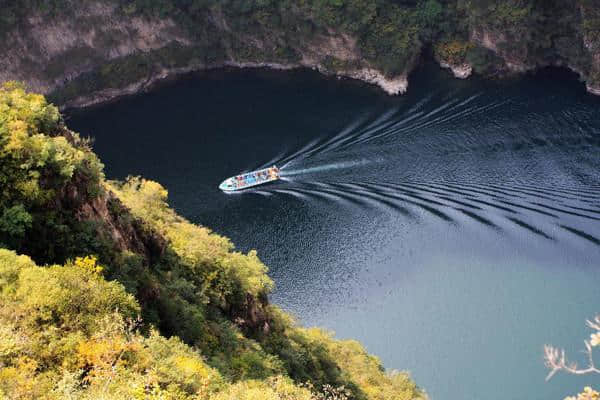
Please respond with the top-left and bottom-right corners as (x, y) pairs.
(68, 64), (600, 400)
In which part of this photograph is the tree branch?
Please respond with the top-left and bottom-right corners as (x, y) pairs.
(545, 329), (600, 380)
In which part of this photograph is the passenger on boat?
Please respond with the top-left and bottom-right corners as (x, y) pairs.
(268, 168), (275, 179)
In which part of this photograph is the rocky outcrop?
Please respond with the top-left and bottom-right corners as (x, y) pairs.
(586, 83), (600, 95)
(226, 62), (408, 94)
(439, 61), (472, 79)
(467, 14), (600, 95)
(75, 190), (167, 262)
(58, 171), (167, 264)
(232, 293), (271, 335)
(582, 26), (600, 95)
(343, 68), (408, 94)
(470, 27), (535, 74)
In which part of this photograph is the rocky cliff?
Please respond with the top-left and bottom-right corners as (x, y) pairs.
(437, 0), (600, 92)
(1, 0), (599, 108)
(0, 1), (410, 108)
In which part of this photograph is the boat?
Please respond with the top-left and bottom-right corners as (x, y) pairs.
(219, 166), (280, 192)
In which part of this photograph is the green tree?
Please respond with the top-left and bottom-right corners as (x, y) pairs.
(0, 204), (32, 246)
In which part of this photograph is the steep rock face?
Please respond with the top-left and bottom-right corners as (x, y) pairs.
(468, 23), (600, 92)
(2, 0), (600, 108)
(0, 1), (408, 108)
(461, 1), (600, 92)
(470, 27), (535, 73)
(73, 188), (167, 262)
(0, 2), (189, 95)
(581, 5), (600, 94)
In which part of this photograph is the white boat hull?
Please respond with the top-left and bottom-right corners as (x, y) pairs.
(219, 166), (280, 192)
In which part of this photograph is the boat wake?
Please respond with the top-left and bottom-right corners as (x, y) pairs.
(252, 87), (516, 175)
(242, 83), (600, 250)
(281, 159), (375, 176)
(249, 178), (600, 249)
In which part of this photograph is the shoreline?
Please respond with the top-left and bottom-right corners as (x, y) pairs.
(59, 60), (408, 110)
(58, 58), (600, 112)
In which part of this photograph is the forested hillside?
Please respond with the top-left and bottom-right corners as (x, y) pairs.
(1, 0), (600, 108)
(0, 82), (426, 399)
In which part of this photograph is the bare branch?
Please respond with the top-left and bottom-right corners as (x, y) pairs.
(587, 316), (600, 332)
(544, 345), (566, 381)
(544, 339), (600, 381)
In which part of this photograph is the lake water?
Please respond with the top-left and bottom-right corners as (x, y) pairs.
(68, 64), (600, 400)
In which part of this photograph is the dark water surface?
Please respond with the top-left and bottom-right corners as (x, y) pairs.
(68, 65), (600, 400)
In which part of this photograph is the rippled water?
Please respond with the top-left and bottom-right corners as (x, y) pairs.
(68, 64), (600, 400)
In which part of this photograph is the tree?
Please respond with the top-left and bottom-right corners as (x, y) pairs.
(545, 315), (600, 400)
(0, 204), (32, 246)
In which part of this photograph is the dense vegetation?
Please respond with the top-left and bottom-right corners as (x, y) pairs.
(0, 82), (426, 399)
(4, 0), (600, 105)
(0, 0), (448, 76)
